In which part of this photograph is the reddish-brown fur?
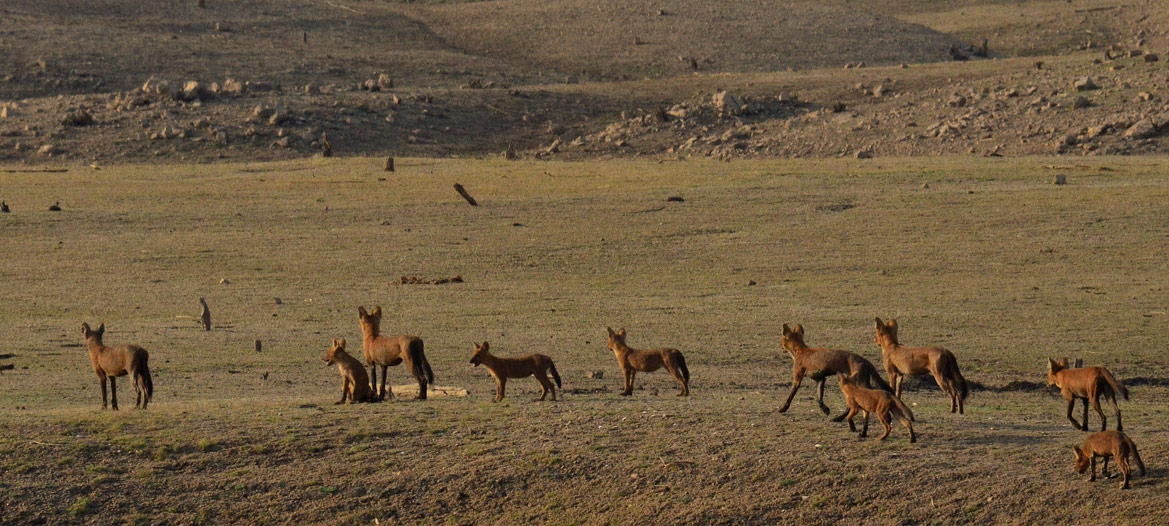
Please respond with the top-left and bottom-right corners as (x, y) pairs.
(470, 341), (562, 402)
(358, 306), (434, 400)
(778, 323), (892, 417)
(833, 373), (916, 443)
(324, 338), (378, 404)
(1047, 358), (1127, 431)
(605, 327), (690, 396)
(81, 322), (153, 410)
(873, 318), (968, 414)
(1073, 430), (1146, 489)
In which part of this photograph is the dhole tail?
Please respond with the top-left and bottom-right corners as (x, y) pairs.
(1100, 369), (1129, 401)
(892, 396), (914, 423)
(862, 361), (894, 393)
(136, 355), (153, 406)
(676, 353), (690, 382)
(1126, 435), (1147, 475)
(550, 362), (563, 389)
(409, 340), (434, 384)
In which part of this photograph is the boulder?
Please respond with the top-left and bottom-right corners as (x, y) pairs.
(712, 90), (745, 115)
(1072, 76), (1098, 91)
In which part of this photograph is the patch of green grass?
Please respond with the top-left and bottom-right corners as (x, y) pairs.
(197, 438), (221, 452)
(68, 497), (93, 518)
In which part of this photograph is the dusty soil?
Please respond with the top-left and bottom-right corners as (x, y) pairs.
(1, 157), (1168, 524)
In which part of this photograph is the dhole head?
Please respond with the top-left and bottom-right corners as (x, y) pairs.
(81, 322), (105, 342)
(358, 306), (382, 331)
(873, 318), (898, 345)
(324, 338), (346, 365)
(470, 341), (490, 367)
(605, 327), (627, 351)
(780, 323), (805, 352)
(1047, 358), (1069, 387)
(1072, 445), (1090, 473)
(837, 372), (861, 387)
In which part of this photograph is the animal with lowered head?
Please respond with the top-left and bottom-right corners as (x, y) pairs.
(1073, 430), (1145, 489)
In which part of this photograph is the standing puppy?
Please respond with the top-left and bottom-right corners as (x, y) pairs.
(833, 373), (916, 443)
(1073, 430), (1145, 489)
(469, 342), (561, 402)
(81, 323), (153, 410)
(605, 327), (690, 396)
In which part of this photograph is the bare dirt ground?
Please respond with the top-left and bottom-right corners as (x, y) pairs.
(1, 0), (1168, 164)
(2, 157), (1168, 524)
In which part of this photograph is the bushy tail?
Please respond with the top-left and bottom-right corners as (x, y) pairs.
(1100, 368), (1128, 401)
(945, 353), (969, 402)
(861, 359), (894, 393)
(409, 340), (434, 384)
(135, 353), (153, 406)
(549, 362), (562, 389)
(892, 395), (914, 423)
(676, 352), (690, 382)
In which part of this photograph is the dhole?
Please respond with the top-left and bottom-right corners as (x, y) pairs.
(358, 306), (435, 399)
(778, 323), (892, 416)
(1073, 430), (1146, 489)
(80, 323), (153, 410)
(605, 327), (690, 396)
(324, 338), (378, 404)
(1047, 358), (1127, 431)
(833, 373), (916, 443)
(469, 341), (562, 401)
(873, 318), (969, 414)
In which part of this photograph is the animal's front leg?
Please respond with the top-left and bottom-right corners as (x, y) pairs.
(1101, 456), (1112, 478)
(778, 374), (803, 412)
(1089, 456), (1097, 482)
(622, 369), (635, 396)
(382, 365), (393, 399)
(816, 379), (830, 415)
(337, 378), (349, 405)
(1065, 398), (1082, 430)
(368, 365), (379, 399)
(109, 376), (119, 411)
(859, 410), (870, 438)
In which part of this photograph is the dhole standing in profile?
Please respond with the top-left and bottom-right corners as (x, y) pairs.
(357, 306), (435, 400)
(1072, 430), (1145, 489)
(778, 323), (892, 416)
(873, 318), (968, 414)
(469, 341), (562, 402)
(80, 322), (153, 410)
(1047, 358), (1128, 431)
(324, 338), (378, 404)
(605, 327), (690, 396)
(834, 372), (916, 443)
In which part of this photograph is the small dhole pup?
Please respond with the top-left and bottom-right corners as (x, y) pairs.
(833, 373), (916, 443)
(324, 338), (378, 404)
(605, 327), (690, 396)
(1073, 430), (1145, 489)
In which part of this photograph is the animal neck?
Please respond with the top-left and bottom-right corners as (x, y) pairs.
(785, 340), (812, 356)
(877, 338), (901, 353)
(362, 326), (380, 340)
(478, 352), (502, 368)
(612, 341), (634, 356)
(85, 337), (104, 351)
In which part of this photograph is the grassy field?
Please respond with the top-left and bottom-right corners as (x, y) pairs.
(2, 156), (1168, 524)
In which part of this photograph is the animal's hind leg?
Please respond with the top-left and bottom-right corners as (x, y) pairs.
(382, 365), (392, 400)
(859, 410), (870, 438)
(900, 414), (917, 443)
(931, 371), (955, 413)
(1080, 397), (1090, 431)
(109, 376), (119, 411)
(1111, 397), (1123, 432)
(535, 373), (553, 401)
(815, 379), (831, 415)
(99, 376), (108, 410)
(134, 376), (143, 409)
(877, 411), (893, 441)
(667, 363), (689, 396)
(368, 365), (379, 399)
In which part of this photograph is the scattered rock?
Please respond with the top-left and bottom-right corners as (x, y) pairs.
(61, 110), (94, 126)
(221, 78), (244, 96)
(180, 80), (204, 101)
(712, 91), (745, 116)
(666, 196), (684, 202)
(1072, 76), (1098, 91)
(377, 74), (393, 90)
(1145, 53), (1160, 63)
(1053, 174), (1067, 185)
(855, 147), (874, 159)
(946, 94), (967, 108)
(1072, 96), (1091, 109)
(398, 275), (464, 285)
(38, 144), (60, 155)
(273, 136), (291, 148)
(1124, 119), (1159, 139)
(219, 278), (231, 285)
(586, 370), (604, 379)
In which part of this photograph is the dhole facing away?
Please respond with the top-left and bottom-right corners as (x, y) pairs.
(469, 341), (562, 401)
(1073, 430), (1146, 489)
(833, 373), (916, 443)
(873, 318), (968, 414)
(1047, 358), (1127, 431)
(778, 323), (892, 416)
(81, 323), (153, 410)
(324, 338), (378, 404)
(358, 306), (435, 400)
(605, 327), (690, 396)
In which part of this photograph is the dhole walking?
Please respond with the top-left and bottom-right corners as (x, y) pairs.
(778, 323), (892, 416)
(605, 327), (690, 396)
(324, 338), (378, 404)
(1072, 430), (1146, 489)
(469, 341), (562, 401)
(833, 373), (916, 443)
(358, 306), (435, 399)
(873, 318), (968, 414)
(81, 323), (153, 410)
(1047, 358), (1128, 431)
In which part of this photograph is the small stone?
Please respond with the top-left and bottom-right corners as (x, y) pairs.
(377, 74), (393, 90)
(1072, 96), (1091, 109)
(1072, 76), (1098, 91)
(586, 370), (604, 379)
(219, 278), (231, 285)
(1053, 174), (1067, 185)
(1145, 53), (1160, 63)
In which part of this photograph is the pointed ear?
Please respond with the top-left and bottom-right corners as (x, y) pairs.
(606, 327), (615, 337)
(782, 324), (791, 335)
(1048, 358), (1057, 371)
(372, 306), (382, 317)
(792, 324), (803, 335)
(1072, 445), (1083, 457)
(358, 306), (368, 317)
(338, 338), (346, 347)
(81, 322), (91, 335)
(887, 319), (898, 329)
(617, 328), (626, 337)
(874, 317), (883, 328)
(96, 323), (105, 336)
(481, 341), (489, 351)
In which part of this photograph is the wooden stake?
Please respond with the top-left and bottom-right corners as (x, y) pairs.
(199, 298), (212, 331)
(453, 183), (478, 206)
(384, 156), (394, 172)
(255, 340), (262, 353)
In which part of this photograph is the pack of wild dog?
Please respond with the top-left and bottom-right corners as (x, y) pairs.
(75, 310), (1147, 488)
